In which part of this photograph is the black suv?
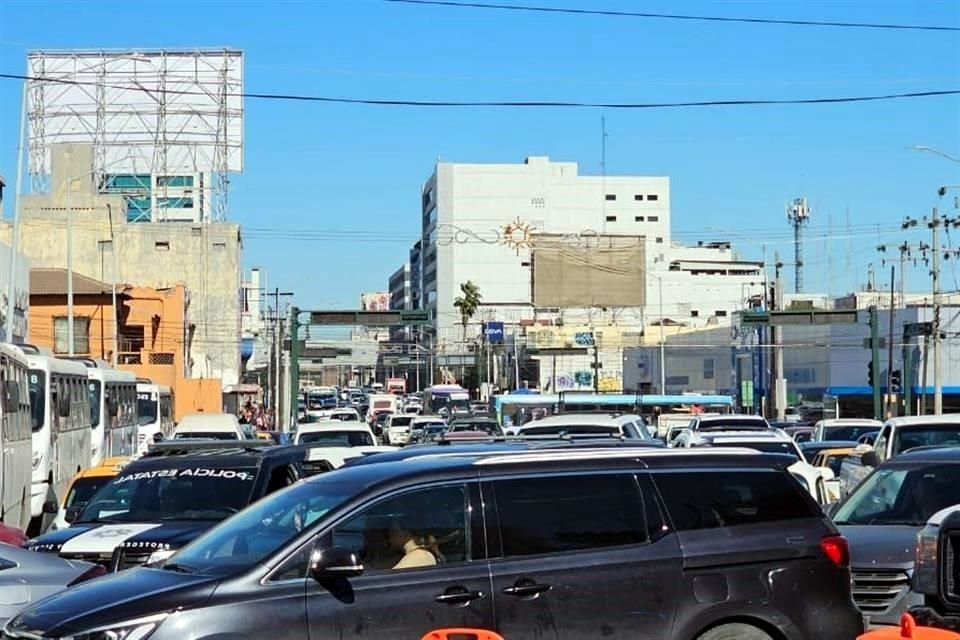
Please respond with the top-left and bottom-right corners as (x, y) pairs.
(6, 447), (863, 640)
(911, 505), (960, 631)
(25, 441), (306, 571)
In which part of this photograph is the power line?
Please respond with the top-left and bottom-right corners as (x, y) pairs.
(384, 0), (960, 33)
(1, 72), (957, 110)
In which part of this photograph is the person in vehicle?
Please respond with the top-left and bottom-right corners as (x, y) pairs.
(389, 517), (441, 570)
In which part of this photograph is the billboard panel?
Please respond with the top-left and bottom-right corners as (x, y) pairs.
(532, 235), (646, 308)
(27, 50), (244, 175)
(360, 292), (391, 312)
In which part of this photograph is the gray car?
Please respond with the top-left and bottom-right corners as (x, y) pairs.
(832, 446), (960, 626)
(0, 543), (103, 626)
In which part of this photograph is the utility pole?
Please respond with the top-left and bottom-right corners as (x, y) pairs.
(887, 266), (896, 417)
(931, 207), (942, 415)
(772, 254), (786, 420)
(288, 306), (300, 430)
(869, 305), (882, 419)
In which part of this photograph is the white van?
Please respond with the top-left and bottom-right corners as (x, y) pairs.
(172, 413), (254, 441)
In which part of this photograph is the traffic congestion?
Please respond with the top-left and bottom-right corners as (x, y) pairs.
(2, 363), (959, 638)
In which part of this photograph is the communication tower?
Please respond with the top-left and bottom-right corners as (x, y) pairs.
(786, 197), (811, 293)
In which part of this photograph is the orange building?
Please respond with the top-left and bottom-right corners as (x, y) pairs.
(28, 269), (221, 420)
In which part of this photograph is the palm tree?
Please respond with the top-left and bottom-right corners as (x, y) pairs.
(453, 280), (482, 340)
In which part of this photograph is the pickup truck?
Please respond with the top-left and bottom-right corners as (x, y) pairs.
(911, 504), (960, 632)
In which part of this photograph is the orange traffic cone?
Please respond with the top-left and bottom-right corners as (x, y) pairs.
(857, 613), (960, 640)
(421, 629), (505, 640)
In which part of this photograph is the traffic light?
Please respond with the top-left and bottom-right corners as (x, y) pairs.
(867, 362), (874, 388)
(891, 370), (902, 394)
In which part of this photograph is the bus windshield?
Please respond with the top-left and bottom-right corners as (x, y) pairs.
(28, 369), (45, 431)
(137, 393), (159, 426)
(88, 380), (102, 428)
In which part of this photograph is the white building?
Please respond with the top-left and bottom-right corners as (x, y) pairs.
(0, 240), (30, 343)
(419, 156), (765, 338)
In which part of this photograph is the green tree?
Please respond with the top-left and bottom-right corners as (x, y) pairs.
(453, 280), (482, 339)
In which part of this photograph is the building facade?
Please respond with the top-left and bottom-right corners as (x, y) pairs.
(0, 144), (243, 384)
(0, 240), (29, 343)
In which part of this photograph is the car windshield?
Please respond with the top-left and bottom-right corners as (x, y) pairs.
(28, 369), (45, 431)
(77, 464), (258, 523)
(173, 431), (239, 440)
(833, 464), (960, 526)
(299, 430), (374, 446)
(87, 380), (102, 428)
(137, 393), (158, 426)
(449, 421), (501, 435)
(822, 426), (880, 441)
(698, 419), (768, 430)
(520, 424), (618, 436)
(892, 424), (960, 456)
(65, 475), (113, 509)
(390, 416), (413, 427)
(164, 479), (354, 577)
(329, 412), (358, 422)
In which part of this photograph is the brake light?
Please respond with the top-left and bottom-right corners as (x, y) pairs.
(821, 534), (850, 568)
(67, 564), (107, 586)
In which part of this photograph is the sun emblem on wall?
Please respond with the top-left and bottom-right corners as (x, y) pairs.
(501, 217), (533, 254)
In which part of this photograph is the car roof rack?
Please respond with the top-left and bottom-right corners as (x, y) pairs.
(145, 439), (275, 457)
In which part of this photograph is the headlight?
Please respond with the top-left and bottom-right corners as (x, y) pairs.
(145, 548), (176, 566)
(57, 613), (168, 640)
(913, 524), (939, 595)
(32, 451), (42, 469)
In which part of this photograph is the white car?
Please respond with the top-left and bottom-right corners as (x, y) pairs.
(673, 428), (837, 504)
(811, 418), (883, 443)
(318, 408), (361, 422)
(300, 445), (398, 474)
(172, 413), (254, 441)
(507, 413), (654, 440)
(294, 423), (377, 447)
(384, 414), (416, 446)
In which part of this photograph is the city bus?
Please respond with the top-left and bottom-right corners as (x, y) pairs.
(422, 384), (471, 417)
(136, 381), (174, 455)
(492, 392), (561, 427)
(68, 359), (138, 465)
(20, 345), (92, 534)
(556, 391), (735, 437)
(0, 342), (32, 531)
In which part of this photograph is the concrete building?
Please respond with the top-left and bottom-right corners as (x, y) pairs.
(0, 240), (29, 343)
(0, 144), (243, 384)
(415, 155), (766, 391)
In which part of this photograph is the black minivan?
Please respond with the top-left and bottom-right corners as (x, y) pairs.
(4, 447), (863, 640)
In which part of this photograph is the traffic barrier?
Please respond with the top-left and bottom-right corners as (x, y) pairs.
(857, 614), (960, 640)
(421, 629), (505, 640)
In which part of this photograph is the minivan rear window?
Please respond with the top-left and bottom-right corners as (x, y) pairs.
(492, 474), (646, 557)
(653, 470), (817, 531)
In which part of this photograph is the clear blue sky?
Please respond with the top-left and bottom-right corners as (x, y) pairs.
(1, 0), (959, 309)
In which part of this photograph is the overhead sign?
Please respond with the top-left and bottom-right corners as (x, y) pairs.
(484, 322), (505, 343)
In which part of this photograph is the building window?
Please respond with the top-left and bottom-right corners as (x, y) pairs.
(715, 310), (728, 317)
(691, 310), (699, 317)
(655, 237), (663, 244)
(155, 241), (170, 251)
(157, 175), (194, 188)
(97, 240), (113, 252)
(634, 194), (644, 201)
(648, 194), (659, 201)
(635, 216), (645, 222)
(605, 194), (616, 201)
(212, 242), (227, 250)
(54, 316), (91, 354)
(704, 358), (715, 380)
(648, 215), (659, 222)
(606, 215), (617, 222)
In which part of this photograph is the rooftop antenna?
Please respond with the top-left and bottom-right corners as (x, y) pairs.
(786, 197), (811, 293)
(601, 116), (608, 229)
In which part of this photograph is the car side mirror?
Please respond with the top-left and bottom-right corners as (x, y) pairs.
(42, 499), (59, 515)
(309, 546), (364, 580)
(64, 504), (82, 523)
(861, 451), (879, 468)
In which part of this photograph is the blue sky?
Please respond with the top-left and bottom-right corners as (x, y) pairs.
(1, 0), (959, 309)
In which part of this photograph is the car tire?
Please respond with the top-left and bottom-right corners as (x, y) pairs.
(696, 623), (773, 640)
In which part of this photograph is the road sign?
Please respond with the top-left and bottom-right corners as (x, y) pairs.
(904, 322), (933, 339)
(483, 321), (505, 343)
(307, 310), (432, 326)
(740, 310), (858, 326)
(400, 310), (431, 325)
(740, 312), (770, 325)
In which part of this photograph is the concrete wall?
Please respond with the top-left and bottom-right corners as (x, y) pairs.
(0, 144), (242, 385)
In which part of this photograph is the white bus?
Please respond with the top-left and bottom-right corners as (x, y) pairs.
(21, 345), (92, 534)
(136, 381), (174, 455)
(69, 359), (138, 465)
(0, 343), (32, 531)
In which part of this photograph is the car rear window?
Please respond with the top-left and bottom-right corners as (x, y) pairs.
(492, 474), (647, 557)
(653, 470), (818, 531)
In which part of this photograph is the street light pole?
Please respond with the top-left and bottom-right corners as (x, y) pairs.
(66, 164), (75, 355)
(659, 276), (666, 394)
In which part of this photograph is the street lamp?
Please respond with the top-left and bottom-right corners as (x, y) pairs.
(909, 145), (960, 164)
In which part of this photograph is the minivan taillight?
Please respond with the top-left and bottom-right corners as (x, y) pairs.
(67, 564), (107, 586)
(821, 535), (850, 568)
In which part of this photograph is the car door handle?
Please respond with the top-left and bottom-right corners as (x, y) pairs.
(435, 588), (486, 606)
(502, 582), (552, 598)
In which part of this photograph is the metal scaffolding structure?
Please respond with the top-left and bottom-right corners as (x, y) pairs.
(26, 49), (243, 222)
